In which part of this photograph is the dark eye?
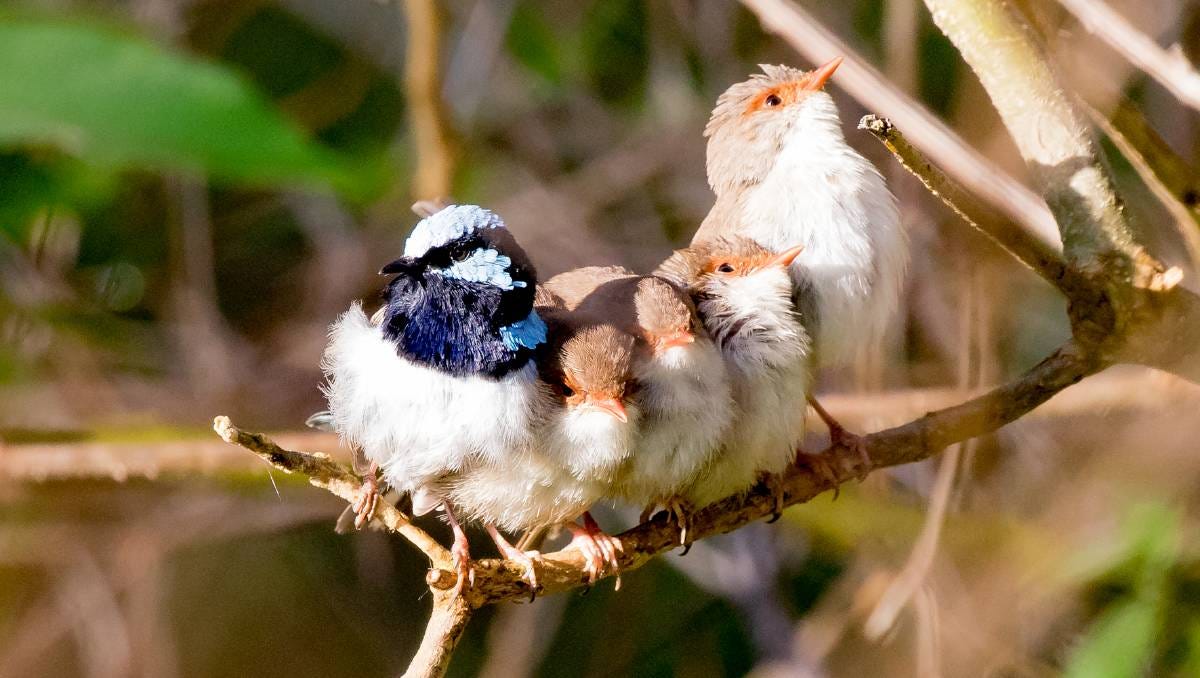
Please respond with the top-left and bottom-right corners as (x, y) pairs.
(717, 263), (735, 273)
(560, 384), (574, 398)
(764, 93), (782, 107)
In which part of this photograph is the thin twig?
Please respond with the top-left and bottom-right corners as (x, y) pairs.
(1084, 99), (1200, 270)
(211, 416), (451, 568)
(859, 114), (1069, 289)
(1057, 0), (1200, 114)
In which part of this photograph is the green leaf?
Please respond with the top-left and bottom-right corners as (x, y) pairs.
(0, 16), (383, 198)
(0, 152), (114, 242)
(507, 2), (563, 86)
(1065, 598), (1158, 678)
(582, 0), (648, 107)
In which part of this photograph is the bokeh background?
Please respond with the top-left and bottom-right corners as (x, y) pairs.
(3, 0), (1200, 676)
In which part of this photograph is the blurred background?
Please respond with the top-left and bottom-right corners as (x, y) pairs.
(3, 0), (1200, 676)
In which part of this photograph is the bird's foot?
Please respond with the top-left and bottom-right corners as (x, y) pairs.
(664, 496), (694, 547)
(486, 524), (541, 601)
(565, 512), (624, 588)
(638, 498), (693, 548)
(444, 506), (475, 597)
(796, 450), (843, 500)
(351, 463), (381, 530)
(830, 427), (872, 480)
(758, 472), (788, 522)
(638, 504), (656, 525)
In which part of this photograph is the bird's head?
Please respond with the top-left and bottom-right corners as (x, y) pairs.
(377, 205), (545, 376)
(656, 237), (805, 357)
(632, 277), (700, 363)
(380, 204), (536, 314)
(659, 237), (801, 297)
(704, 58), (844, 194)
(552, 323), (636, 424)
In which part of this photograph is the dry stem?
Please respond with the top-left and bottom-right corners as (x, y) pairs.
(1057, 0), (1200, 114)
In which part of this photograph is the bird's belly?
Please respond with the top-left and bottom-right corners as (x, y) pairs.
(739, 168), (902, 366)
(615, 347), (733, 504)
(684, 363), (808, 507)
(445, 452), (599, 532)
(324, 306), (543, 495)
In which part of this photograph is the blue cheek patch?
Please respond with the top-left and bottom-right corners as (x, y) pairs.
(435, 248), (527, 290)
(403, 205), (505, 258)
(500, 311), (548, 351)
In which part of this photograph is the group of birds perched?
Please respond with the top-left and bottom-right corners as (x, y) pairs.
(311, 57), (907, 595)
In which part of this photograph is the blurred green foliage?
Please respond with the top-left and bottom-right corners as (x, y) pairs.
(1064, 503), (1200, 678)
(0, 16), (385, 201)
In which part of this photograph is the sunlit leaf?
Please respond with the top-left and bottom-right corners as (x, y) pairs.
(1065, 598), (1158, 678)
(0, 16), (383, 198)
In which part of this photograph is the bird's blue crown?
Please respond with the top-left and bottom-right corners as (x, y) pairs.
(378, 205), (546, 378)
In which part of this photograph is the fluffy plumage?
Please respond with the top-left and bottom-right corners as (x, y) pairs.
(321, 204), (548, 508)
(658, 237), (812, 507)
(694, 63), (907, 367)
(539, 266), (734, 510)
(445, 312), (639, 533)
(615, 278), (732, 509)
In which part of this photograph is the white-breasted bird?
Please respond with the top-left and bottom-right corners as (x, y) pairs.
(540, 266), (733, 541)
(657, 237), (809, 521)
(442, 310), (637, 585)
(320, 204), (550, 594)
(693, 59), (907, 446)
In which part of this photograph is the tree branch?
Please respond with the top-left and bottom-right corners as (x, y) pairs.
(1085, 99), (1200, 268)
(920, 0), (1200, 383)
(1056, 0), (1200, 114)
(858, 114), (1070, 290)
(921, 0), (1140, 274)
(211, 416), (451, 569)
(212, 340), (1101, 611)
(402, 592), (472, 678)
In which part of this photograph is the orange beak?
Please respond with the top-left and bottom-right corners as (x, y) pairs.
(584, 396), (628, 423)
(768, 245), (804, 269)
(655, 330), (695, 353)
(802, 56), (843, 91)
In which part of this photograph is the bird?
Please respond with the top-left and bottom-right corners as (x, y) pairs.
(319, 204), (551, 594)
(539, 266), (733, 542)
(656, 236), (810, 523)
(443, 310), (638, 585)
(693, 58), (907, 451)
